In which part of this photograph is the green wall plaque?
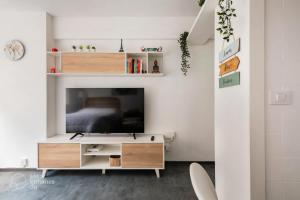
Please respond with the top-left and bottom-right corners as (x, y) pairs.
(219, 72), (240, 88)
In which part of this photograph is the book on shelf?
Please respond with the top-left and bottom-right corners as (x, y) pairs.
(127, 58), (143, 74)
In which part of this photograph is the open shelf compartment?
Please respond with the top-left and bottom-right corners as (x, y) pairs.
(126, 52), (148, 74)
(81, 156), (122, 169)
(80, 144), (122, 169)
(148, 52), (163, 74)
(81, 144), (121, 156)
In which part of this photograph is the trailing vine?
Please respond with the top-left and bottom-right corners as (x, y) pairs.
(178, 32), (191, 76)
(216, 0), (237, 42)
(197, 0), (205, 7)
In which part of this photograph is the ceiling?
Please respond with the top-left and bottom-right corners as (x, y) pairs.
(0, 0), (200, 17)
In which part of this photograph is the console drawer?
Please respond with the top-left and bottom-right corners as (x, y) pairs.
(38, 144), (80, 168)
(122, 143), (164, 168)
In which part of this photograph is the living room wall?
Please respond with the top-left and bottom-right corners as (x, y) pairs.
(52, 17), (215, 162)
(0, 13), (215, 167)
(0, 12), (47, 168)
(214, 0), (265, 199)
(266, 0), (300, 199)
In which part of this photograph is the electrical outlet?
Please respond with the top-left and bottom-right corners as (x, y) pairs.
(164, 131), (176, 142)
(20, 158), (28, 168)
(164, 131), (176, 152)
(165, 143), (172, 152)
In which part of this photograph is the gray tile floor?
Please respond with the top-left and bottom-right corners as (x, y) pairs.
(0, 162), (214, 200)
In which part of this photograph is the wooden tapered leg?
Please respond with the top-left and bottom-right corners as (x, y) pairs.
(42, 169), (48, 178)
(155, 169), (160, 178)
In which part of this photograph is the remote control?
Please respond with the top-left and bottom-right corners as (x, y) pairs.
(151, 136), (155, 141)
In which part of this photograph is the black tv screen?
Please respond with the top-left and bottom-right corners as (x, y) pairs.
(66, 88), (144, 134)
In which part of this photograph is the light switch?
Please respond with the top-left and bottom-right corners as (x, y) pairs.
(269, 91), (292, 105)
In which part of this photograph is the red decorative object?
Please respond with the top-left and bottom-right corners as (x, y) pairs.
(51, 48), (58, 52)
(50, 66), (56, 73)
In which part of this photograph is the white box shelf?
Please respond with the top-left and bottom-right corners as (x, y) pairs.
(81, 156), (121, 169)
(82, 144), (121, 156)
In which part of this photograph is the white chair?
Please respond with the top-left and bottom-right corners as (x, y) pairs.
(190, 163), (218, 200)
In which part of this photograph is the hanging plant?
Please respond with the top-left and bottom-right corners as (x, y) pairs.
(178, 32), (191, 76)
(216, 0), (237, 42)
(197, 0), (205, 7)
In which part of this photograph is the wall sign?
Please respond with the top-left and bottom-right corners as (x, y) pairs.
(219, 38), (240, 63)
(219, 72), (240, 88)
(219, 56), (240, 76)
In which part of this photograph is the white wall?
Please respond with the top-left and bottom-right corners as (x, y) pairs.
(214, 1), (251, 198)
(249, 1), (265, 200)
(51, 17), (215, 161)
(0, 14), (215, 167)
(214, 0), (265, 199)
(0, 12), (47, 168)
(53, 17), (195, 40)
(266, 0), (300, 199)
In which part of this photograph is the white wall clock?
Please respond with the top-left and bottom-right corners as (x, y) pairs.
(4, 40), (25, 61)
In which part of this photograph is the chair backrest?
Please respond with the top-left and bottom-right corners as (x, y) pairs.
(190, 163), (218, 200)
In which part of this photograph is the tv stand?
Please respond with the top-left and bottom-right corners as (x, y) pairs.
(70, 133), (84, 140)
(38, 134), (164, 178)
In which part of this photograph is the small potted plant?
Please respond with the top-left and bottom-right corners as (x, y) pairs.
(72, 45), (77, 52)
(86, 45), (91, 52)
(92, 46), (96, 52)
(79, 45), (84, 52)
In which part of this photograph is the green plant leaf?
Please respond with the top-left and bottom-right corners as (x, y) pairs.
(178, 32), (191, 76)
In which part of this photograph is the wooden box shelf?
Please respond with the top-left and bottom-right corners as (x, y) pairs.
(61, 53), (125, 74)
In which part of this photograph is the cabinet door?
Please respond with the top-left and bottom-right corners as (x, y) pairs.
(61, 53), (125, 74)
(38, 144), (80, 168)
(122, 143), (164, 168)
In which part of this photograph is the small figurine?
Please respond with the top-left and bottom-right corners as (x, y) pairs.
(50, 66), (56, 73)
(51, 48), (58, 52)
(72, 45), (77, 52)
(152, 60), (160, 73)
(119, 39), (124, 52)
(140, 46), (163, 52)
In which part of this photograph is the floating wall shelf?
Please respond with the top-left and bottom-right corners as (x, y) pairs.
(47, 73), (165, 77)
(187, 0), (218, 45)
(47, 51), (164, 76)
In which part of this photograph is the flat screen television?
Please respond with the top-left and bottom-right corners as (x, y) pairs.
(66, 88), (144, 134)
